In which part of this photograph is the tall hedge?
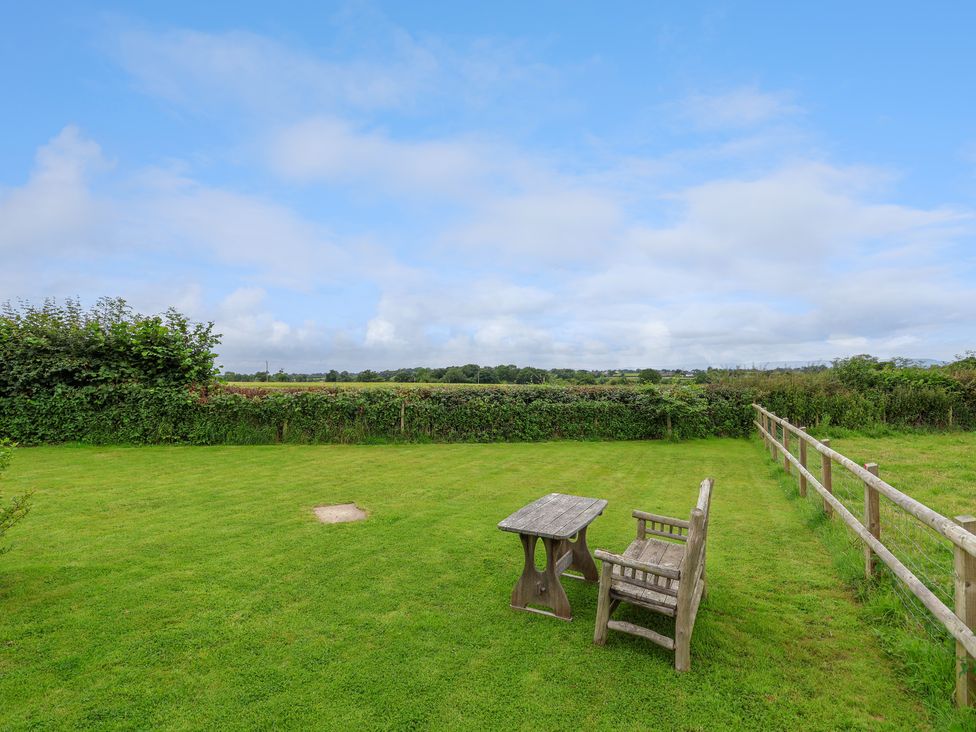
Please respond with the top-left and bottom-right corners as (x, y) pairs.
(0, 384), (754, 445)
(0, 375), (972, 445)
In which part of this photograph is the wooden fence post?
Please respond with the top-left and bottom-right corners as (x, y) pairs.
(783, 424), (791, 475)
(955, 515), (976, 707)
(798, 427), (808, 497)
(863, 463), (880, 578)
(821, 438), (833, 518)
(769, 418), (777, 461)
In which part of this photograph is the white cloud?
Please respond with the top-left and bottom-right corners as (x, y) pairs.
(445, 189), (623, 259)
(268, 117), (497, 197)
(108, 18), (557, 123)
(0, 126), (113, 258)
(364, 317), (400, 347)
(130, 173), (351, 287)
(111, 28), (434, 115)
(674, 85), (801, 130)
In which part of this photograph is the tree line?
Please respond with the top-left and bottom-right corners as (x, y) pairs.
(221, 365), (681, 385)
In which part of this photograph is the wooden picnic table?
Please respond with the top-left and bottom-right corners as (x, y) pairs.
(498, 493), (608, 620)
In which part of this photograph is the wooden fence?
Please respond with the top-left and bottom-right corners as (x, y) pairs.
(753, 403), (976, 707)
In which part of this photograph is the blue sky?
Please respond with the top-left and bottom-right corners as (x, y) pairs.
(1, 1), (974, 371)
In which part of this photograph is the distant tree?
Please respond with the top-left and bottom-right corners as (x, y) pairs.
(271, 369), (289, 382)
(515, 367), (547, 384)
(478, 366), (498, 383)
(948, 351), (976, 370)
(574, 370), (597, 385)
(357, 369), (381, 382)
(325, 369), (339, 382)
(832, 355), (882, 389)
(692, 370), (709, 384)
(460, 364), (481, 382)
(443, 366), (470, 383)
(495, 364), (518, 383)
(638, 368), (662, 384)
(393, 369), (415, 382)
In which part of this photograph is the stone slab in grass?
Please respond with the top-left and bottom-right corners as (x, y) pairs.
(314, 503), (367, 524)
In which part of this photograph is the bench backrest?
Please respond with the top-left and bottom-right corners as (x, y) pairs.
(681, 478), (714, 581)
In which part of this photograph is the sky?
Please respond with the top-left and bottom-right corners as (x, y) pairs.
(1, 1), (974, 372)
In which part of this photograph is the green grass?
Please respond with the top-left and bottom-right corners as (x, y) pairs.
(760, 431), (976, 728)
(223, 381), (525, 389)
(823, 432), (976, 519)
(0, 440), (935, 730)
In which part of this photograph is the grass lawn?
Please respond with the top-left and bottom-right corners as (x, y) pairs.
(824, 431), (976, 519)
(0, 439), (933, 730)
(764, 430), (976, 724)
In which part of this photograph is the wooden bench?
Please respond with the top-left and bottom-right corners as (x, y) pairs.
(592, 478), (714, 671)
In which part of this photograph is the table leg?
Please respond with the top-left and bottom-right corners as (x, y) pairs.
(510, 534), (572, 621)
(560, 526), (600, 583)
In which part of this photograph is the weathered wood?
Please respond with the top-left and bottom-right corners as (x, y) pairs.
(755, 403), (976, 557)
(509, 534), (569, 620)
(674, 508), (705, 672)
(607, 620), (675, 650)
(561, 525), (600, 582)
(782, 427), (791, 475)
(593, 478), (714, 671)
(498, 493), (608, 540)
(555, 547), (574, 576)
(531, 495), (592, 535)
(956, 516), (976, 707)
(863, 463), (880, 578)
(498, 493), (560, 531)
(643, 527), (689, 543)
(798, 427), (808, 497)
(632, 511), (690, 529)
(594, 549), (681, 580)
(821, 438), (833, 518)
(501, 492), (607, 621)
(593, 562), (613, 645)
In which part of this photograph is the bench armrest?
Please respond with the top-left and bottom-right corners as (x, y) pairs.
(632, 510), (689, 529)
(594, 549), (681, 581)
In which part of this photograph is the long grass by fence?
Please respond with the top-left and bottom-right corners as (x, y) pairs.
(754, 404), (976, 707)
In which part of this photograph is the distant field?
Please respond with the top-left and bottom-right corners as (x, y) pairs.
(811, 432), (976, 524)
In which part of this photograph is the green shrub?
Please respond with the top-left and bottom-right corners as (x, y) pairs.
(0, 440), (31, 555)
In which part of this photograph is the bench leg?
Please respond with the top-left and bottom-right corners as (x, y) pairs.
(593, 561), (614, 645)
(510, 534), (572, 621)
(674, 606), (692, 672)
(560, 526), (600, 583)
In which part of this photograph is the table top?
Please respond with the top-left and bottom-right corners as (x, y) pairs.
(498, 493), (608, 540)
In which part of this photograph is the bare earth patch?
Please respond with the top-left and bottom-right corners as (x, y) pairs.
(314, 503), (367, 524)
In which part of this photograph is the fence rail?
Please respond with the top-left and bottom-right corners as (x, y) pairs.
(752, 403), (976, 707)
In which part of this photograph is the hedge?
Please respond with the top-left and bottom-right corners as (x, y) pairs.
(0, 376), (972, 445)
